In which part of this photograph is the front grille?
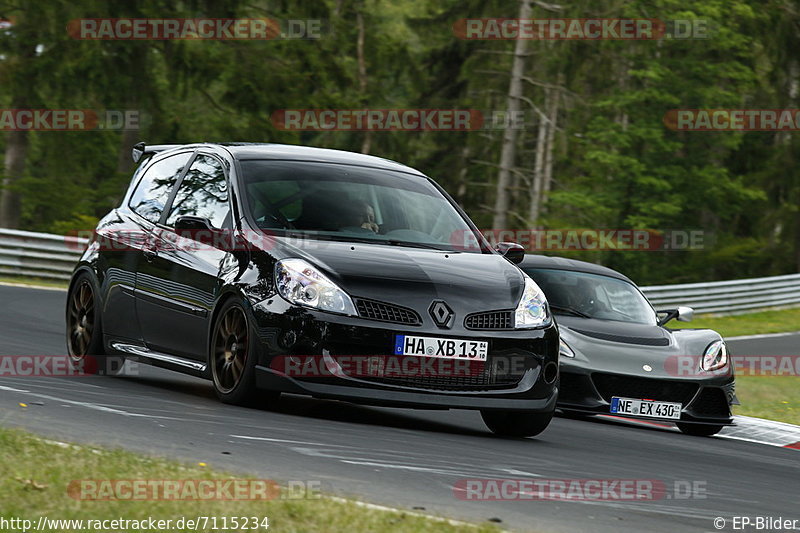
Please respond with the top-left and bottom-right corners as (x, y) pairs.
(689, 388), (730, 418)
(355, 357), (525, 391)
(592, 373), (698, 404)
(573, 329), (670, 346)
(355, 299), (421, 325)
(464, 310), (513, 330)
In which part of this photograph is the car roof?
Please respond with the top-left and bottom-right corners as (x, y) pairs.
(519, 254), (636, 284)
(215, 143), (427, 176)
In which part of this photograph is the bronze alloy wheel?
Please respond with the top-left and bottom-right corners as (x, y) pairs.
(212, 305), (249, 394)
(67, 279), (95, 359)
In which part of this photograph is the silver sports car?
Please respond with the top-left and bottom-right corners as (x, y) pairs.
(520, 255), (738, 436)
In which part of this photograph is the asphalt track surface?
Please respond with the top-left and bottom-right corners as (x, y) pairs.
(0, 284), (798, 532)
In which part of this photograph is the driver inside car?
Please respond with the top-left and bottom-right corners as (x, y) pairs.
(357, 201), (379, 233)
(340, 200), (379, 233)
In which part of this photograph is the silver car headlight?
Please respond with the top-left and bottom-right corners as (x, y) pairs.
(514, 274), (551, 328)
(275, 258), (357, 316)
(702, 339), (728, 371)
(559, 338), (575, 358)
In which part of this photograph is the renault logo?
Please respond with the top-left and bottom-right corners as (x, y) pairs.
(429, 300), (454, 329)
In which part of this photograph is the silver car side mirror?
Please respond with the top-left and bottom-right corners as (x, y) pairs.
(676, 306), (694, 322)
(657, 306), (694, 326)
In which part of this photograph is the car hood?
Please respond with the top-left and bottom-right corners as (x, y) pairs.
(557, 315), (723, 379)
(271, 237), (525, 312)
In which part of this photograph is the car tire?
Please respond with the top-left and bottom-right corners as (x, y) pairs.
(481, 409), (554, 437)
(66, 272), (125, 375)
(210, 298), (278, 407)
(676, 422), (724, 437)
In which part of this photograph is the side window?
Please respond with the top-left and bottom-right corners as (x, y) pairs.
(129, 153), (192, 224)
(165, 154), (229, 228)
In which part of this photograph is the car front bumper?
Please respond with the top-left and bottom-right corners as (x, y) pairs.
(249, 298), (560, 412)
(557, 360), (736, 425)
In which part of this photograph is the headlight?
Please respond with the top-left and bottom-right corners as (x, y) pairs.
(702, 340), (728, 371)
(559, 338), (575, 358)
(275, 258), (357, 316)
(514, 275), (551, 328)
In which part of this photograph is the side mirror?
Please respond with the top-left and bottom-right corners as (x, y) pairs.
(174, 216), (230, 250)
(676, 306), (694, 322)
(496, 242), (525, 264)
(131, 142), (145, 163)
(657, 306), (694, 326)
(175, 215), (214, 233)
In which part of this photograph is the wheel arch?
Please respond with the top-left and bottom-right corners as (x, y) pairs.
(205, 286), (254, 372)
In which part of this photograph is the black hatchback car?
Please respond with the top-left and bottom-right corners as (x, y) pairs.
(67, 142), (559, 436)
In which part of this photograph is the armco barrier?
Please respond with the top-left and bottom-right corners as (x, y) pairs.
(0, 228), (87, 281)
(641, 273), (800, 315)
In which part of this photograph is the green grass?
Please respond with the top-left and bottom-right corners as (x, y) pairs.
(0, 427), (497, 533)
(0, 275), (68, 289)
(671, 308), (800, 426)
(733, 377), (800, 426)
(671, 307), (800, 338)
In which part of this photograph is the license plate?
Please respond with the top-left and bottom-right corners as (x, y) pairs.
(394, 335), (488, 361)
(610, 397), (682, 420)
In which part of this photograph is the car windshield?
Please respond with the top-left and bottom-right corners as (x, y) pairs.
(523, 268), (657, 325)
(239, 160), (482, 252)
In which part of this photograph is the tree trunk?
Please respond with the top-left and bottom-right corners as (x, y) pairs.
(787, 58), (800, 271)
(356, 10), (372, 154)
(0, 130), (29, 229)
(0, 37), (37, 229)
(455, 145), (471, 206)
(528, 100), (548, 224)
(492, 0), (532, 229)
(116, 126), (139, 176)
(541, 76), (561, 214)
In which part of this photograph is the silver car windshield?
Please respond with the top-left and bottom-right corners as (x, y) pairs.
(523, 268), (657, 325)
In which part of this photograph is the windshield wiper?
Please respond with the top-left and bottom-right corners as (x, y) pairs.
(272, 233), (453, 251)
(386, 239), (448, 251)
(549, 304), (591, 319)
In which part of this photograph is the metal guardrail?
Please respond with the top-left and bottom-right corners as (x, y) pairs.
(0, 227), (798, 314)
(0, 228), (87, 281)
(641, 273), (800, 315)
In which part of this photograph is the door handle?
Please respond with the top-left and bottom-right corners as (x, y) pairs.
(142, 249), (157, 262)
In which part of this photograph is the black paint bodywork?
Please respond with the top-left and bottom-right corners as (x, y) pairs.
(71, 143), (559, 412)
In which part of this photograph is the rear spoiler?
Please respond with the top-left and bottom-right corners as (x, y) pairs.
(131, 142), (183, 163)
